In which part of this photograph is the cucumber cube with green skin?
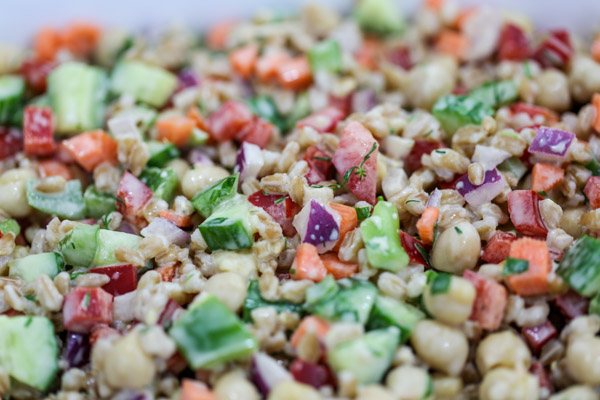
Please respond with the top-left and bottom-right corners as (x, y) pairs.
(110, 61), (177, 107)
(169, 294), (257, 369)
(58, 224), (100, 268)
(432, 95), (494, 136)
(0, 316), (59, 391)
(590, 292), (600, 316)
(247, 96), (287, 132)
(355, 0), (405, 36)
(328, 327), (400, 384)
(84, 185), (116, 219)
(468, 80), (518, 109)
(91, 229), (141, 267)
(557, 235), (600, 297)
(0, 218), (20, 236)
(498, 156), (528, 182)
(360, 200), (409, 272)
(9, 252), (64, 282)
(243, 280), (304, 322)
(140, 167), (178, 202)
(146, 141), (180, 168)
(367, 296), (425, 344)
(192, 174), (239, 218)
(305, 275), (339, 308)
(47, 62), (107, 135)
(308, 40), (343, 74)
(0, 75), (25, 125)
(189, 128), (209, 146)
(27, 179), (86, 220)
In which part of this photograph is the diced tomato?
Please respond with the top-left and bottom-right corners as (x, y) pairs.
(38, 159), (72, 181)
(554, 290), (590, 320)
(497, 24), (530, 61)
(158, 298), (183, 329)
(296, 107), (345, 134)
(400, 232), (428, 266)
(89, 324), (120, 346)
(167, 351), (189, 375)
(510, 103), (559, 124)
(303, 145), (334, 185)
(62, 22), (101, 57)
(292, 243), (328, 282)
(328, 202), (358, 252)
(23, 106), (55, 156)
(405, 140), (443, 173)
(290, 359), (336, 389)
(89, 265), (137, 296)
(531, 163), (564, 193)
(355, 38), (382, 70)
(532, 29), (572, 69)
(507, 190), (548, 237)
(584, 176), (600, 209)
(157, 116), (196, 147)
(321, 253), (358, 279)
(117, 171), (153, 225)
(290, 315), (330, 348)
(248, 190), (301, 237)
(63, 287), (113, 333)
(386, 45), (412, 70)
(530, 362), (554, 394)
(463, 270), (508, 331)
(237, 117), (275, 149)
(277, 56), (312, 91)
(332, 121), (379, 204)
(62, 130), (118, 172)
(481, 231), (517, 264)
(229, 43), (259, 79)
(328, 95), (352, 117)
(507, 237), (551, 296)
(208, 100), (254, 142)
(20, 58), (56, 92)
(256, 52), (291, 83)
(0, 127), (23, 160)
(521, 320), (557, 354)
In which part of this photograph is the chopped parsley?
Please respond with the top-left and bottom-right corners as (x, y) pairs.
(430, 273), (452, 295)
(70, 271), (85, 280)
(454, 226), (463, 234)
(523, 60), (533, 79)
(434, 150), (446, 154)
(82, 292), (91, 310)
(329, 142), (378, 190)
(405, 199), (419, 204)
(502, 258), (530, 276)
(312, 156), (331, 162)
(423, 129), (433, 138)
(24, 294), (37, 302)
(274, 196), (288, 204)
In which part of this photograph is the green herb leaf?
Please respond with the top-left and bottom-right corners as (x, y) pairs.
(405, 199), (419, 204)
(434, 150), (446, 154)
(82, 292), (91, 310)
(454, 226), (463, 234)
(502, 257), (530, 276)
(70, 271), (85, 280)
(415, 242), (432, 269)
(24, 294), (37, 302)
(329, 142), (378, 190)
(312, 156), (331, 162)
(430, 273), (452, 295)
(538, 191), (548, 198)
(523, 61), (533, 79)
(311, 185), (324, 188)
(290, 268), (296, 275)
(274, 196), (288, 205)
(423, 129), (433, 138)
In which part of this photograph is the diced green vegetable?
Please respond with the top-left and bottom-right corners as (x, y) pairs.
(502, 258), (530, 276)
(112, 105), (157, 133)
(360, 200), (409, 272)
(557, 235), (600, 297)
(140, 167), (178, 202)
(367, 296), (424, 344)
(243, 280), (303, 322)
(498, 156), (528, 182)
(354, 205), (372, 221)
(284, 91), (311, 131)
(432, 95), (494, 136)
(26, 179), (86, 220)
(582, 158), (600, 176)
(58, 224), (100, 267)
(468, 80), (518, 109)
(430, 273), (452, 294)
(192, 174), (239, 218)
(355, 0), (405, 36)
(84, 185), (116, 219)
(110, 61), (177, 107)
(0, 316), (58, 391)
(146, 141), (181, 168)
(328, 327), (400, 384)
(9, 252), (64, 282)
(589, 292), (600, 316)
(0, 219), (20, 236)
(305, 275), (339, 308)
(199, 196), (254, 251)
(189, 128), (209, 146)
(47, 62), (107, 135)
(169, 294), (257, 369)
(0, 75), (25, 125)
(247, 96), (286, 132)
(91, 229), (141, 267)
(308, 39), (343, 74)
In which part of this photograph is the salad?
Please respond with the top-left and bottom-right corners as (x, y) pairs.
(1, 0), (600, 398)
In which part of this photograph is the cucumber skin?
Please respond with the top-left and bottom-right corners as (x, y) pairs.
(367, 296), (425, 344)
(9, 252), (64, 282)
(58, 224), (100, 267)
(140, 167), (178, 202)
(110, 61), (177, 107)
(557, 235), (600, 296)
(191, 174), (239, 218)
(199, 218), (253, 251)
(84, 185), (116, 219)
(26, 179), (86, 220)
(146, 141), (180, 168)
(91, 229), (141, 267)
(243, 280), (304, 322)
(0, 75), (25, 125)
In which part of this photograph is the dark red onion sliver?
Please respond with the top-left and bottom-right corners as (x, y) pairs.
(554, 290), (590, 319)
(529, 361), (554, 394)
(290, 359), (335, 389)
(65, 332), (90, 368)
(521, 319), (558, 354)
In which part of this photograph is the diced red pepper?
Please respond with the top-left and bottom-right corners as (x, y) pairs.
(117, 171), (153, 225)
(290, 359), (335, 389)
(463, 270), (508, 331)
(507, 190), (548, 237)
(554, 290), (590, 320)
(236, 117), (274, 149)
(303, 145), (334, 185)
(521, 319), (557, 354)
(497, 24), (530, 61)
(23, 106), (55, 156)
(328, 95), (352, 117)
(404, 140), (443, 173)
(437, 173), (463, 190)
(529, 362), (554, 394)
(296, 107), (345, 134)
(510, 103), (559, 124)
(89, 264), (137, 296)
(399, 232), (428, 266)
(248, 190), (301, 237)
(158, 298), (183, 329)
(20, 58), (57, 92)
(532, 29), (572, 69)
(584, 176), (600, 209)
(0, 127), (23, 160)
(208, 100), (254, 142)
(63, 287), (113, 334)
(481, 231), (517, 264)
(386, 45), (413, 70)
(89, 324), (120, 346)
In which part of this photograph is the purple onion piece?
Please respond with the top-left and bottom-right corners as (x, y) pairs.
(188, 149), (214, 166)
(177, 68), (200, 90)
(112, 390), (151, 400)
(528, 126), (575, 160)
(141, 217), (190, 247)
(250, 352), (292, 396)
(117, 221), (139, 235)
(234, 142), (264, 182)
(293, 199), (340, 254)
(426, 188), (442, 208)
(351, 89), (377, 113)
(456, 168), (506, 207)
(65, 332), (90, 368)
(471, 145), (511, 170)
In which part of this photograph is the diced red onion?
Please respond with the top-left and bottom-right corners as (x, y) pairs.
(528, 126), (575, 160)
(117, 221), (139, 235)
(351, 89), (377, 113)
(250, 352), (292, 396)
(234, 141), (264, 181)
(141, 217), (190, 247)
(426, 188), (442, 208)
(455, 168), (506, 207)
(177, 68), (200, 90)
(293, 199), (341, 254)
(188, 149), (214, 166)
(65, 332), (90, 368)
(471, 145), (511, 171)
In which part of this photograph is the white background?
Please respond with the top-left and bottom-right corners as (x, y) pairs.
(1, 0), (599, 44)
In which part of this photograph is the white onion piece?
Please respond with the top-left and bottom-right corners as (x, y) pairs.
(141, 217), (190, 247)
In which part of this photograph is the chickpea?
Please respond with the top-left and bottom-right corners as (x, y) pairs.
(423, 275), (476, 325)
(103, 332), (155, 389)
(405, 57), (457, 110)
(181, 165), (229, 199)
(476, 331), (531, 375)
(267, 380), (322, 400)
(566, 335), (600, 385)
(0, 168), (37, 218)
(561, 207), (586, 238)
(214, 370), (260, 400)
(204, 272), (247, 313)
(165, 158), (190, 186)
(534, 70), (571, 112)
(410, 320), (468, 376)
(432, 221), (481, 274)
(212, 250), (258, 280)
(432, 375), (462, 399)
(569, 56), (600, 103)
(479, 368), (538, 400)
(549, 385), (600, 400)
(356, 385), (396, 400)
(386, 365), (430, 400)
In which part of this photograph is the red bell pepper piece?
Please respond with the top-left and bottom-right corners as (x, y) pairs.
(386, 45), (412, 70)
(497, 24), (530, 61)
(158, 298), (183, 329)
(89, 324), (121, 346)
(404, 140), (443, 173)
(584, 176), (600, 209)
(63, 287), (113, 333)
(532, 29), (572, 69)
(554, 290), (590, 320)
(481, 231), (517, 264)
(248, 190), (301, 237)
(89, 264), (137, 296)
(20, 58), (57, 92)
(24, 106), (55, 156)
(117, 171), (153, 225)
(463, 270), (508, 331)
(399, 232), (428, 266)
(510, 103), (559, 124)
(290, 359), (336, 389)
(507, 190), (548, 237)
(296, 107), (345, 134)
(303, 145), (334, 185)
(236, 117), (274, 149)
(208, 100), (254, 142)
(0, 127), (23, 160)
(529, 362), (554, 394)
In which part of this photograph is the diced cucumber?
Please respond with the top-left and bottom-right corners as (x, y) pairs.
(189, 128), (209, 146)
(0, 75), (25, 125)
(582, 158), (600, 177)
(367, 296), (425, 344)
(9, 252), (64, 282)
(91, 229), (141, 267)
(432, 95), (494, 136)
(26, 179), (86, 220)
(147, 141), (181, 168)
(328, 327), (400, 384)
(469, 80), (518, 109)
(590, 292), (600, 316)
(305, 275), (339, 308)
(354, 205), (372, 221)
(284, 91), (311, 130)
(308, 39), (343, 74)
(84, 185), (116, 219)
(355, 0), (405, 36)
(29, 94), (51, 107)
(0, 218), (21, 236)
(243, 280), (304, 322)
(110, 61), (177, 107)
(557, 235), (600, 297)
(140, 167), (178, 202)
(498, 156), (528, 183)
(112, 105), (157, 133)
(191, 173), (239, 218)
(47, 62), (107, 135)
(58, 224), (100, 267)
(247, 96), (286, 132)
(0, 316), (58, 391)
(169, 294), (257, 369)
(199, 196), (254, 251)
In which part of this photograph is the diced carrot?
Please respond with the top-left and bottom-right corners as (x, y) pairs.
(291, 243), (327, 282)
(592, 37), (600, 63)
(159, 210), (193, 228)
(206, 20), (237, 50)
(62, 130), (118, 172)
(156, 116), (195, 148)
(34, 27), (62, 61)
(531, 163), (564, 192)
(38, 159), (72, 181)
(290, 316), (330, 348)
(424, 0), (444, 11)
(454, 7), (478, 30)
(62, 22), (101, 57)
(593, 93), (600, 134)
(181, 379), (218, 400)
(156, 265), (177, 282)
(507, 237), (551, 296)
(187, 107), (209, 132)
(435, 30), (469, 60)
(328, 202), (358, 252)
(321, 253), (359, 280)
(256, 52), (291, 83)
(355, 39), (382, 70)
(229, 43), (259, 79)
(277, 57), (312, 91)
(416, 207), (440, 246)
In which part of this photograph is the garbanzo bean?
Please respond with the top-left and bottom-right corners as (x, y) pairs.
(432, 221), (481, 274)
(204, 272), (247, 313)
(476, 331), (531, 374)
(549, 385), (600, 400)
(410, 320), (468, 376)
(534, 69), (571, 112)
(386, 365), (430, 400)
(214, 370), (260, 400)
(479, 368), (539, 400)
(0, 168), (37, 218)
(267, 380), (322, 400)
(423, 275), (476, 325)
(566, 335), (600, 385)
(181, 165), (229, 199)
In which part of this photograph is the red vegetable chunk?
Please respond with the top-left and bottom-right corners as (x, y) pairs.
(533, 29), (572, 69)
(237, 117), (275, 149)
(386, 45), (412, 70)
(208, 100), (254, 142)
(20, 58), (56, 92)
(529, 362), (554, 394)
(400, 232), (428, 266)
(497, 23), (530, 61)
(117, 171), (153, 225)
(290, 359), (335, 389)
(303, 145), (334, 185)
(89, 264), (137, 296)
(248, 190), (301, 237)
(482, 231), (517, 264)
(158, 298), (184, 328)
(0, 127), (23, 160)
(463, 270), (508, 331)
(554, 290), (590, 320)
(63, 287), (113, 333)
(510, 103), (559, 123)
(24, 106), (55, 156)
(89, 324), (120, 346)
(584, 176), (600, 209)
(507, 190), (547, 237)
(296, 107), (345, 134)
(521, 320), (557, 354)
(404, 140), (443, 173)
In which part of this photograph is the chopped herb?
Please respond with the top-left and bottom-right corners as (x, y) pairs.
(454, 226), (463, 234)
(423, 129), (433, 138)
(290, 268), (296, 274)
(70, 242), (76, 249)
(407, 114), (417, 123)
(405, 199), (419, 204)
(355, 205), (372, 221)
(70, 271), (85, 280)
(101, 214), (113, 230)
(503, 258), (529, 276)
(415, 242), (432, 268)
(116, 197), (125, 205)
(262, 189), (270, 196)
(185, 273), (195, 283)
(538, 191), (548, 198)
(432, 221), (439, 244)
(25, 316), (33, 327)
(329, 142), (378, 190)
(311, 185), (324, 188)
(312, 156), (331, 162)
(274, 196), (288, 204)
(82, 292), (91, 310)
(430, 273), (452, 294)
(523, 60), (533, 79)
(283, 237), (288, 251)
(434, 150), (446, 154)
(24, 294), (37, 302)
